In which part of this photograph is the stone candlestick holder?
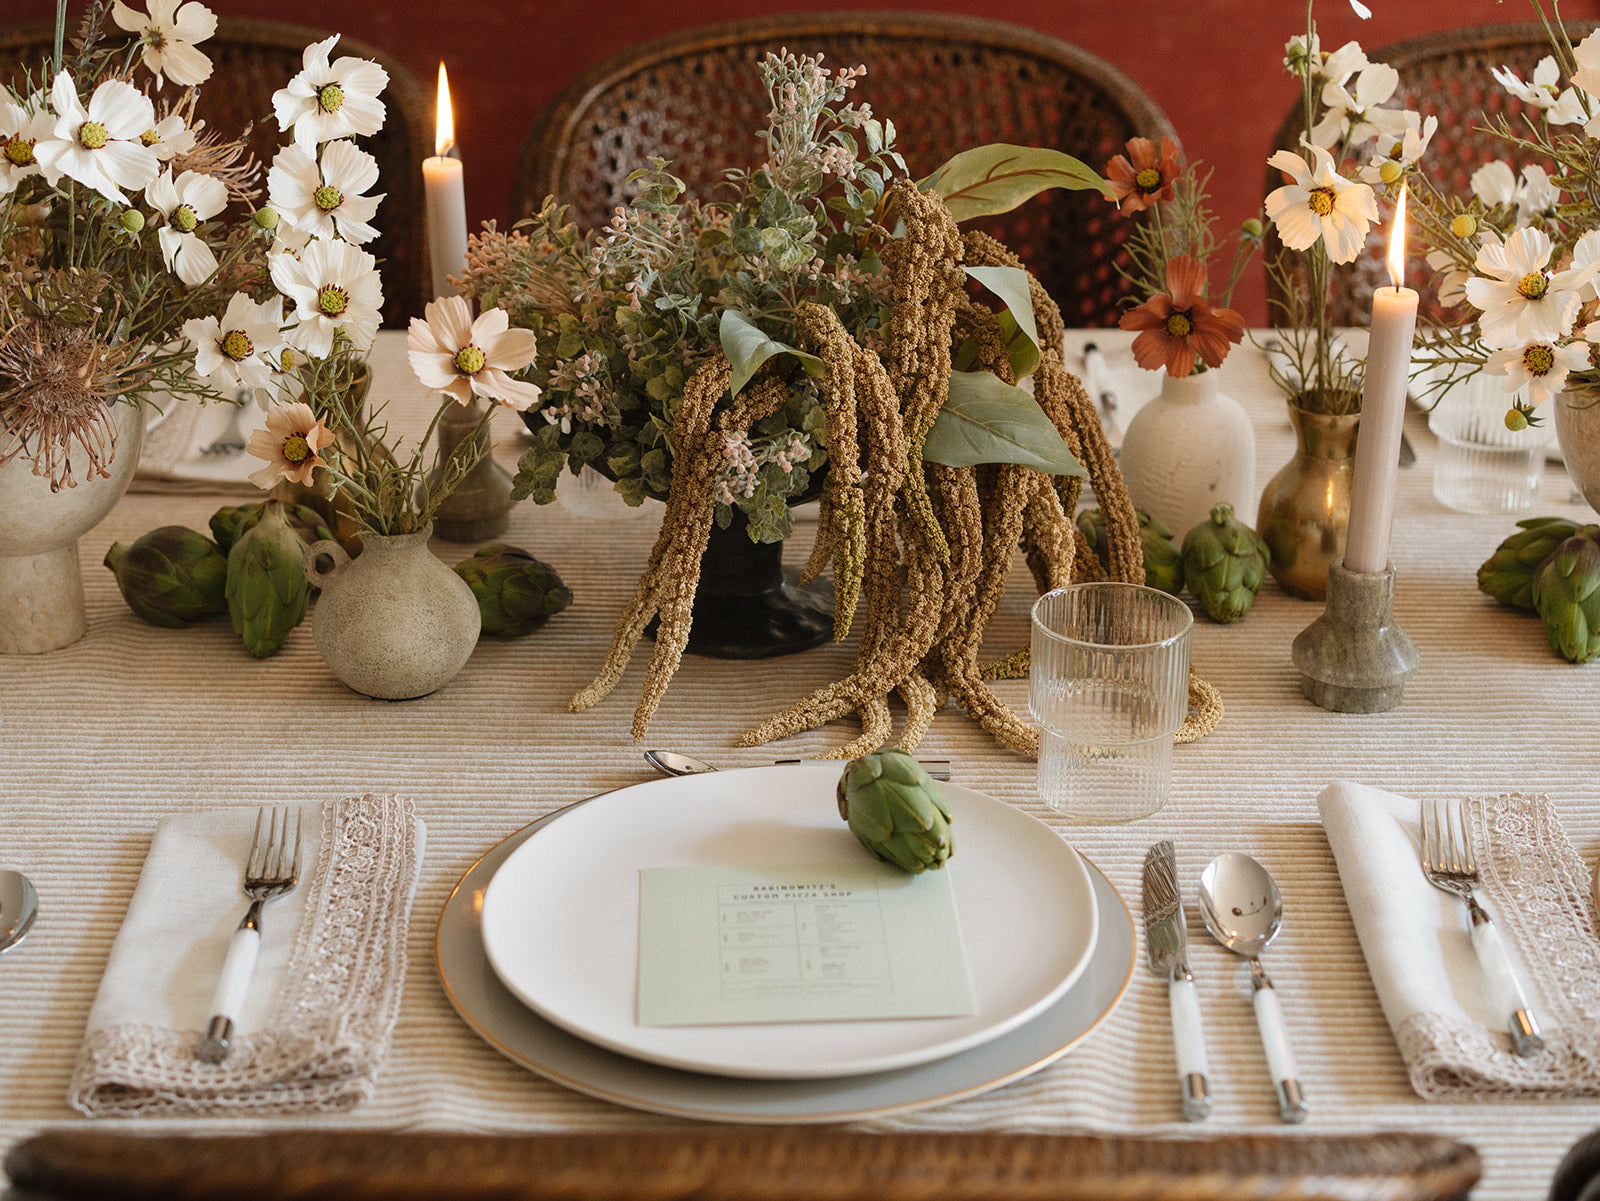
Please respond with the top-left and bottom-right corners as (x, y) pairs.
(1291, 558), (1419, 713)
(424, 400), (513, 543)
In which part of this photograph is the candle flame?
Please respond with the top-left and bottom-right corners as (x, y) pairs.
(435, 62), (454, 157)
(1387, 181), (1407, 290)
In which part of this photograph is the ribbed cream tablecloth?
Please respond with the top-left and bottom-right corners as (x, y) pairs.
(2, 330), (1597, 1199)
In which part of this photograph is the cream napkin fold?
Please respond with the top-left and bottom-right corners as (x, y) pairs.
(1317, 781), (1600, 1099)
(69, 794), (425, 1116)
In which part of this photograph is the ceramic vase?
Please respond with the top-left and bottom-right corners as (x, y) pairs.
(1554, 389), (1600, 516)
(1117, 370), (1255, 540)
(302, 525), (481, 699)
(421, 399), (513, 543)
(1256, 403), (1360, 602)
(0, 403), (145, 653)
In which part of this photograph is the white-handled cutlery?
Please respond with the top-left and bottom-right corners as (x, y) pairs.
(1142, 841), (1211, 1121)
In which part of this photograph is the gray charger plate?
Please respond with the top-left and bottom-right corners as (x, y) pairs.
(436, 797), (1135, 1123)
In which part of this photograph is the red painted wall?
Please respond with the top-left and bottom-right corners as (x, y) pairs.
(14, 0), (1599, 321)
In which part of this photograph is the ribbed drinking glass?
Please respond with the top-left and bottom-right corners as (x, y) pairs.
(1030, 583), (1192, 823)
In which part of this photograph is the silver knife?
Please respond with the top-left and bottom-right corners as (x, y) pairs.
(1143, 840), (1212, 1121)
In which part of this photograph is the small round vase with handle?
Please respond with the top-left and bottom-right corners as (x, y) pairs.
(302, 525), (481, 699)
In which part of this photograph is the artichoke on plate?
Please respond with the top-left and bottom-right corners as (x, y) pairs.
(1076, 507), (1184, 595)
(453, 544), (573, 636)
(1182, 503), (1270, 623)
(1531, 526), (1600, 663)
(836, 748), (953, 874)
(225, 501), (310, 658)
(1477, 516), (1582, 611)
(103, 526), (229, 628)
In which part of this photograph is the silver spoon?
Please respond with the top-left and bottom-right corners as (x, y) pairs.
(1198, 852), (1307, 1124)
(644, 751), (952, 780)
(0, 870), (38, 959)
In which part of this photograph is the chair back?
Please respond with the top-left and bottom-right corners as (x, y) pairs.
(513, 12), (1176, 328)
(0, 18), (432, 326)
(1265, 21), (1599, 327)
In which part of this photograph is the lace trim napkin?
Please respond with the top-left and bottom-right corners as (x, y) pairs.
(69, 794), (425, 1116)
(1318, 782), (1600, 1100)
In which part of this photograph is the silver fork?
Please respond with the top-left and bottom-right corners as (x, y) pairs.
(198, 807), (303, 1063)
(1420, 798), (1544, 1058)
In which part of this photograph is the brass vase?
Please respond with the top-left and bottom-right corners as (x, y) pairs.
(1256, 402), (1360, 601)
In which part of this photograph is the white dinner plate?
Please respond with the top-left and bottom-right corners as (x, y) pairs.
(479, 764), (1099, 1080)
(437, 801), (1135, 1123)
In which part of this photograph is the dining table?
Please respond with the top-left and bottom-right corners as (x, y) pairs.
(2, 327), (1597, 1200)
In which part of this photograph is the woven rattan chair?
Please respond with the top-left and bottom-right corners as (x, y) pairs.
(1265, 21), (1599, 327)
(5, 1127), (1481, 1201)
(0, 18), (431, 326)
(512, 12), (1176, 328)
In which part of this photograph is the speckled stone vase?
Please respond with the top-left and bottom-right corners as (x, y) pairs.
(302, 525), (481, 700)
(0, 403), (145, 654)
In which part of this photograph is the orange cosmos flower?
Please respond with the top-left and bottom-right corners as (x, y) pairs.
(1105, 136), (1181, 215)
(1118, 255), (1246, 378)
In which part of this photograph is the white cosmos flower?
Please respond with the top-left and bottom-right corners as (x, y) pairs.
(111, 0), (215, 88)
(271, 35), (388, 149)
(1516, 164), (1561, 225)
(1492, 58), (1588, 125)
(1471, 161), (1517, 209)
(268, 139), (383, 244)
(407, 295), (542, 410)
(1264, 145), (1379, 263)
(1484, 339), (1590, 406)
(1359, 111), (1437, 185)
(34, 72), (158, 204)
(270, 237), (383, 357)
(0, 99), (54, 195)
(140, 111), (197, 161)
(1318, 40), (1368, 88)
(1571, 230), (1600, 303)
(183, 292), (285, 391)
(1313, 62), (1407, 147)
(1466, 226), (1598, 348)
(147, 168), (227, 284)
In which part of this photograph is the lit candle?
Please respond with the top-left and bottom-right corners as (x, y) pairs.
(422, 62), (468, 301)
(1343, 183), (1419, 575)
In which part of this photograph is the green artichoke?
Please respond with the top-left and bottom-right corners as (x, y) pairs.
(453, 544), (573, 636)
(103, 526), (228, 628)
(210, 501), (333, 555)
(1182, 503), (1270, 623)
(1477, 516), (1582, 611)
(1076, 507), (1184, 595)
(836, 748), (954, 874)
(1531, 526), (1600, 663)
(225, 501), (310, 658)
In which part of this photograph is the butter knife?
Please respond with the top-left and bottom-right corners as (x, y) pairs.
(1143, 840), (1212, 1121)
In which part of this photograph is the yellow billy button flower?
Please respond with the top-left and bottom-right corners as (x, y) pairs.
(4, 134), (35, 166)
(1378, 160), (1404, 185)
(317, 83), (345, 113)
(1505, 407), (1530, 432)
(317, 285), (349, 316)
(78, 120), (108, 150)
(1451, 214), (1478, 239)
(221, 329), (253, 361)
(454, 344), (486, 375)
(120, 209), (145, 232)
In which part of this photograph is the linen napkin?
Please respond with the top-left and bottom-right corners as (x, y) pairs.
(1317, 781), (1600, 1100)
(69, 794), (425, 1116)
(133, 395), (270, 495)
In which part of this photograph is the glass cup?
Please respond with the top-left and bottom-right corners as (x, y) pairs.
(1426, 374), (1551, 514)
(1030, 583), (1193, 823)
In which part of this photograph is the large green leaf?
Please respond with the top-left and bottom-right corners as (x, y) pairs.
(719, 310), (824, 397)
(964, 265), (1040, 379)
(918, 144), (1112, 222)
(923, 371), (1085, 475)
